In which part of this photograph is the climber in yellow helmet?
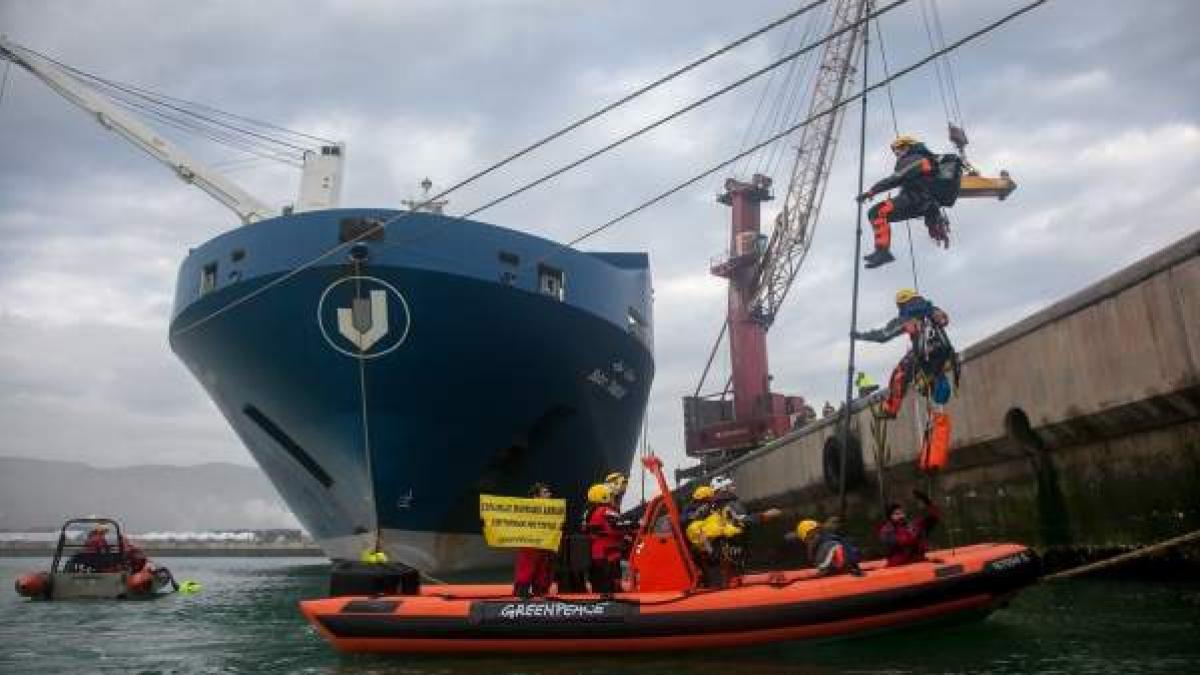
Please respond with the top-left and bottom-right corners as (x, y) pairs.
(856, 135), (960, 269)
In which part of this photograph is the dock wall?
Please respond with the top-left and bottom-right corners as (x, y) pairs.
(719, 230), (1200, 562)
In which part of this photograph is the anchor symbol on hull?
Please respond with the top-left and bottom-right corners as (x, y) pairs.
(317, 275), (411, 360)
(337, 290), (389, 351)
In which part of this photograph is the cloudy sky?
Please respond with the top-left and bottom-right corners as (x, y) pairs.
(1, 0), (1197, 488)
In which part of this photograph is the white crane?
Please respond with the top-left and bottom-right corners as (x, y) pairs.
(0, 36), (344, 225)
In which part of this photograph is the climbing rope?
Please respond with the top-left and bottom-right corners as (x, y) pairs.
(839, 0), (872, 521)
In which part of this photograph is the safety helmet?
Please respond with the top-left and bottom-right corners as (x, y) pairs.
(692, 485), (715, 501)
(796, 519), (820, 541)
(895, 288), (919, 306)
(605, 471), (626, 485)
(709, 475), (735, 494)
(587, 483), (612, 505)
(890, 134), (919, 151)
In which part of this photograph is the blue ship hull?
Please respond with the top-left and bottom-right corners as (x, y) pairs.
(169, 209), (653, 572)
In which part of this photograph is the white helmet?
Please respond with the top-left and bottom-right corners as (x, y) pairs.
(709, 475), (735, 494)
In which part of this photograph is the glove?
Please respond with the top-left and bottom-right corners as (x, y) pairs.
(855, 190), (874, 203)
(927, 216), (951, 248)
(912, 489), (932, 506)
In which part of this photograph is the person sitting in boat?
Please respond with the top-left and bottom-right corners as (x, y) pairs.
(583, 483), (634, 596)
(82, 524), (112, 554)
(513, 482), (557, 598)
(119, 535), (148, 573)
(879, 490), (940, 566)
(788, 519), (864, 577)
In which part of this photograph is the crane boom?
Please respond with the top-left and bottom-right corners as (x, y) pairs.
(752, 0), (868, 327)
(1, 36), (279, 224)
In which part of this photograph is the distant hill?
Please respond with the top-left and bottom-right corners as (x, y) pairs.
(0, 456), (298, 532)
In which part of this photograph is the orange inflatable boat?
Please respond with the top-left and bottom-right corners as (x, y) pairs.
(300, 458), (1039, 655)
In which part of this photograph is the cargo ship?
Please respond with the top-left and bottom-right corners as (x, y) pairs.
(168, 208), (654, 572)
(1, 38), (654, 573)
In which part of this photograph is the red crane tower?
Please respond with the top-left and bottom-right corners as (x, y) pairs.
(684, 0), (869, 465)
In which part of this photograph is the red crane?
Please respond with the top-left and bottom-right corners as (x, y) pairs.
(684, 0), (869, 463)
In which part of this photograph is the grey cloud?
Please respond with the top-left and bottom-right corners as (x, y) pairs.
(0, 0), (1197, 482)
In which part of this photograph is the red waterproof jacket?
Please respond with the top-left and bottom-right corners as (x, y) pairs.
(878, 504), (940, 567)
(585, 504), (625, 562)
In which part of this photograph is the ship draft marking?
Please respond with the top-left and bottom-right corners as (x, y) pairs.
(318, 276), (411, 359)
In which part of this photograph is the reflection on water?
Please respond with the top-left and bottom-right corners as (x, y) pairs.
(1, 557), (1198, 674)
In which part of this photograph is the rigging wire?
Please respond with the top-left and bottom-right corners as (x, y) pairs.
(873, 18), (901, 138)
(0, 60), (11, 112)
(10, 44), (330, 150)
(761, 3), (835, 179)
(919, 0), (955, 126)
(732, 12), (806, 178)
(75, 70), (316, 154)
(446, 0), (834, 212)
(873, 13), (920, 291)
(693, 319), (730, 398)
(929, 0), (966, 128)
(753, 7), (826, 177)
(107, 94), (304, 166)
(555, 0), (1047, 252)
(171, 0), (1047, 340)
(461, 0), (912, 219)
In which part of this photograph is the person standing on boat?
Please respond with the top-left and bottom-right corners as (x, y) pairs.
(513, 482), (557, 598)
(684, 485), (724, 587)
(583, 483), (631, 596)
(604, 472), (628, 507)
(708, 476), (782, 582)
(878, 490), (940, 566)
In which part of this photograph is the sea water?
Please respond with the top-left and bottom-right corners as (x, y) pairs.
(1, 557), (1197, 674)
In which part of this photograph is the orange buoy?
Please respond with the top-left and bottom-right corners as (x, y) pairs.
(15, 571), (50, 599)
(920, 411), (951, 472)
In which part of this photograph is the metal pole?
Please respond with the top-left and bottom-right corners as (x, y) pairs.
(840, 1), (871, 521)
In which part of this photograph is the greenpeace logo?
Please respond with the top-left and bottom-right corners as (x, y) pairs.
(498, 602), (610, 620)
(985, 550), (1032, 572)
(471, 600), (634, 625)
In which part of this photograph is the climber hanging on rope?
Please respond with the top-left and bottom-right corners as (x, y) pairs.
(854, 289), (960, 471)
(855, 135), (962, 269)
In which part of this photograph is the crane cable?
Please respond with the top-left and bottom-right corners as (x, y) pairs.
(839, 0), (872, 522)
(553, 0), (1048, 253)
(0, 60), (11, 112)
(170, 0), (904, 339)
(873, 16), (921, 293)
(460, 0), (910, 220)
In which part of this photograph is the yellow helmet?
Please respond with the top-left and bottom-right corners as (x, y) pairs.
(890, 134), (919, 151)
(692, 485), (715, 501)
(587, 483), (612, 505)
(895, 288), (919, 306)
(796, 519), (820, 541)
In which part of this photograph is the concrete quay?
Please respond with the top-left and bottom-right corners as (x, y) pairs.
(718, 229), (1200, 563)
